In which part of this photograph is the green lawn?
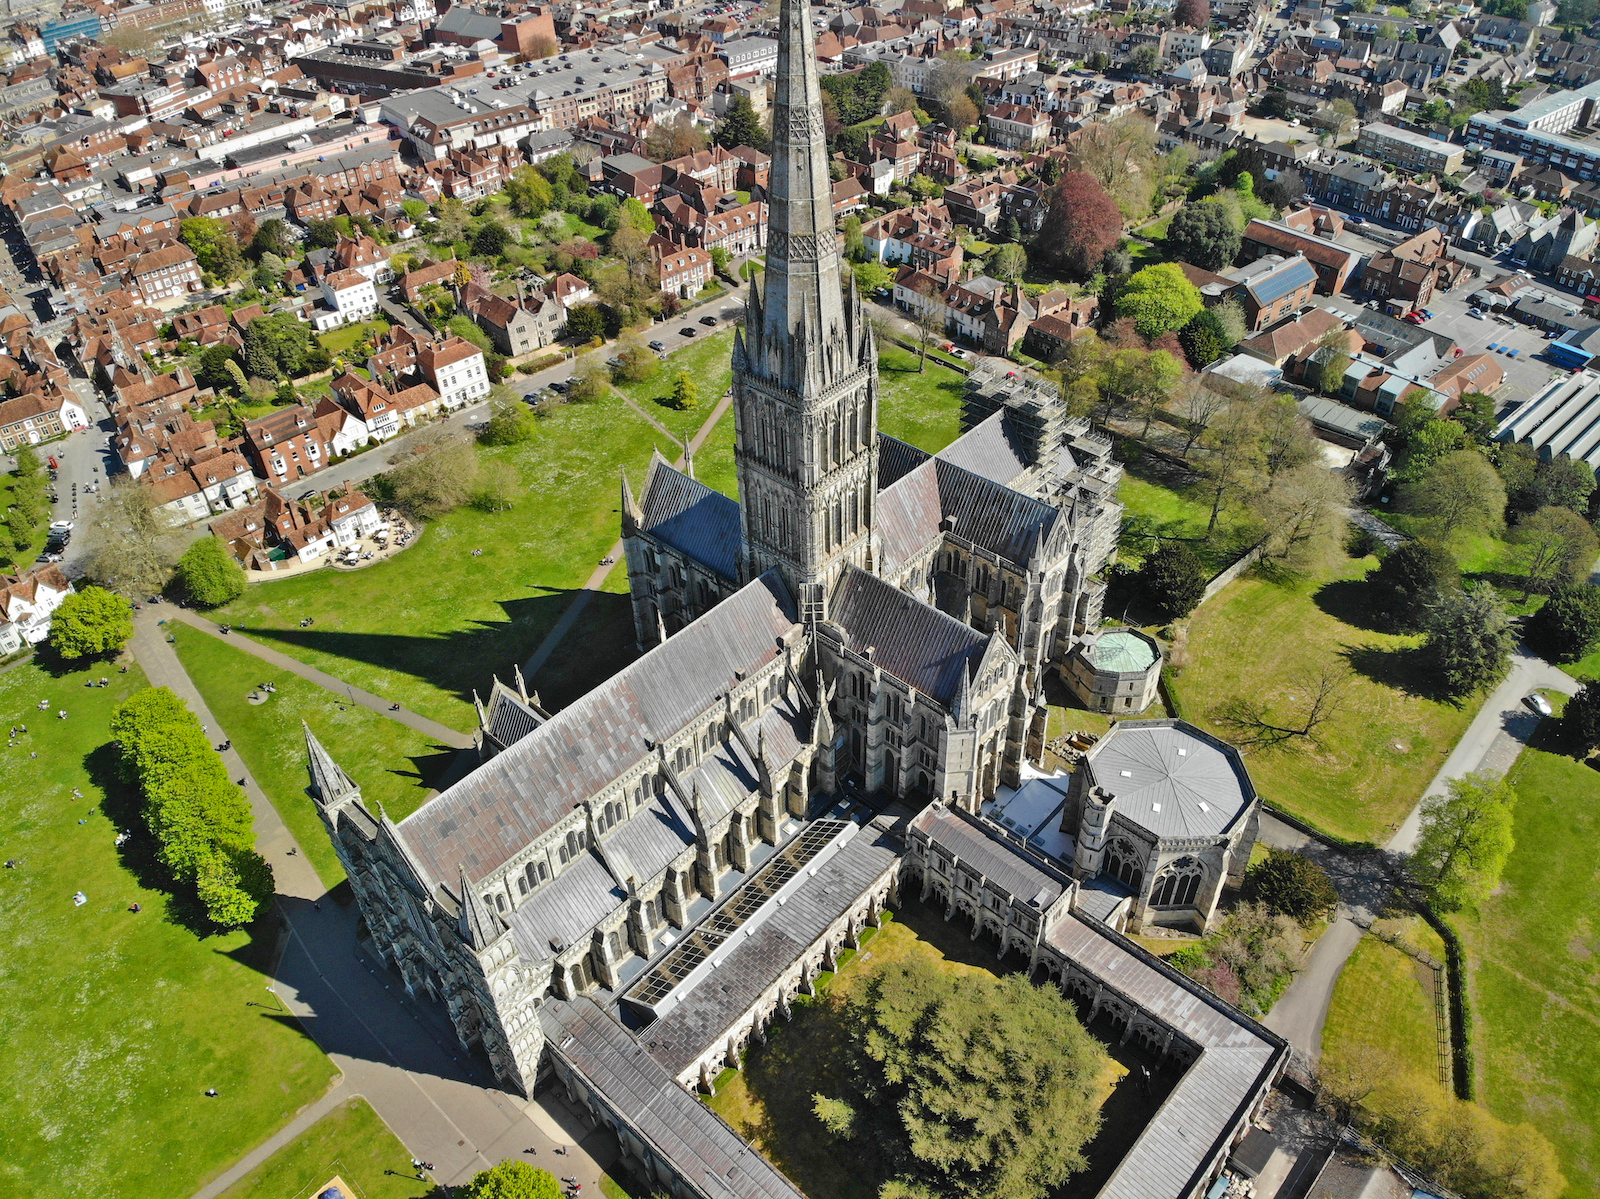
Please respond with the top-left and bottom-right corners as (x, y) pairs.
(210, 386), (689, 728)
(1321, 921), (1450, 1110)
(316, 318), (390, 358)
(1458, 720), (1600, 1197)
(1167, 553), (1480, 843)
(610, 329), (737, 440)
(875, 342), (965, 452)
(0, 657), (336, 1199)
(705, 902), (1141, 1199)
(171, 625), (458, 887)
(216, 1099), (429, 1199)
(1116, 459), (1249, 572)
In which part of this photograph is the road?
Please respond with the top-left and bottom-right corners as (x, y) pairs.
(128, 609), (618, 1197)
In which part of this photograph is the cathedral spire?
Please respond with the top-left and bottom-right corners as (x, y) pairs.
(304, 722), (356, 806)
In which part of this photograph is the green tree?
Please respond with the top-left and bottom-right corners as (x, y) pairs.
(714, 94), (768, 151)
(1196, 403), (1266, 532)
(389, 428), (479, 518)
(49, 586), (133, 660)
(471, 220), (511, 258)
(175, 537), (246, 608)
(480, 387), (537, 446)
(81, 478), (182, 599)
(1510, 505), (1598, 599)
(1113, 263), (1203, 338)
(179, 217), (245, 281)
(1367, 539), (1458, 631)
(565, 304), (605, 341)
(1128, 44), (1163, 75)
(815, 956), (1103, 1199)
(1409, 772), (1516, 912)
(196, 343), (239, 393)
(614, 339), (659, 383)
(569, 363), (610, 403)
(504, 165), (554, 218)
(987, 242), (1028, 282)
(1400, 449), (1505, 540)
(1178, 308), (1230, 369)
(1525, 583), (1600, 662)
(242, 312), (313, 380)
(1134, 541), (1208, 619)
(1561, 682), (1600, 755)
(669, 370), (700, 411)
(1242, 848), (1339, 924)
(1424, 588), (1514, 699)
(1165, 201), (1241, 271)
(249, 218), (294, 260)
(617, 196), (656, 236)
(460, 1160), (562, 1199)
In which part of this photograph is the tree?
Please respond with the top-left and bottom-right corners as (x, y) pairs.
(1561, 682), (1600, 755)
(714, 94), (768, 151)
(503, 165), (554, 219)
(1511, 505), (1598, 600)
(1505, 449), (1596, 516)
(1255, 463), (1352, 568)
(469, 460), (522, 512)
(669, 370), (700, 411)
(1409, 772), (1516, 911)
(565, 303), (605, 341)
(1068, 114), (1159, 218)
(1176, 375), (1227, 455)
(1196, 404), (1266, 531)
(1114, 263), (1203, 338)
(815, 957), (1103, 1199)
(179, 217), (245, 281)
(242, 312), (313, 381)
(644, 114), (709, 163)
(569, 363), (610, 403)
(1367, 540), (1459, 631)
(614, 339), (659, 384)
(49, 586), (133, 660)
(1134, 542), (1208, 619)
(987, 242), (1028, 282)
(471, 220), (511, 258)
(176, 537), (246, 608)
(196, 344), (240, 393)
(388, 428), (479, 518)
(249, 218), (294, 261)
(1034, 172), (1123, 280)
(1175, 0), (1208, 23)
(1526, 583), (1600, 662)
(1178, 309), (1230, 370)
(82, 479), (182, 599)
(480, 387), (537, 446)
(1243, 848), (1339, 924)
(1424, 588), (1514, 699)
(1166, 202), (1242, 271)
(1128, 44), (1163, 76)
(1400, 449), (1506, 539)
(461, 1160), (562, 1199)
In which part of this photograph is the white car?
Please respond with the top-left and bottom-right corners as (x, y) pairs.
(49, 519), (73, 530)
(1524, 693), (1553, 717)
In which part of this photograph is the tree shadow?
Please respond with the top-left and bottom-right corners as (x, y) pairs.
(1339, 642), (1441, 701)
(234, 585), (631, 717)
(1311, 577), (1392, 634)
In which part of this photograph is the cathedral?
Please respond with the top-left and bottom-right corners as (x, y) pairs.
(305, 2), (1281, 1193)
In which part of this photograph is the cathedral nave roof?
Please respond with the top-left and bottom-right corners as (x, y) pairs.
(828, 566), (991, 705)
(638, 457), (742, 581)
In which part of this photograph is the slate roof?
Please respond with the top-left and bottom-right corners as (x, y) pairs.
(876, 454), (1058, 575)
(830, 566), (989, 705)
(876, 432), (930, 488)
(485, 690), (542, 750)
(542, 997), (807, 1199)
(639, 816), (901, 1077)
(915, 803), (1066, 908)
(1082, 719), (1256, 839)
(934, 409), (1029, 487)
(398, 573), (797, 885)
(639, 460), (742, 581)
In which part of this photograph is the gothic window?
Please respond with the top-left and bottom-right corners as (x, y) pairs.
(1102, 838), (1144, 891)
(537, 861), (549, 882)
(494, 893), (507, 913)
(566, 830), (581, 858)
(1152, 858), (1204, 907)
(518, 877), (528, 897)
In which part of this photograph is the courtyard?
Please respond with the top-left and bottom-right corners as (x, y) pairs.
(704, 899), (1174, 1199)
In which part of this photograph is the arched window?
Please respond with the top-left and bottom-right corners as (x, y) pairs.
(1102, 838), (1144, 891)
(1151, 857), (1204, 908)
(537, 861), (549, 882)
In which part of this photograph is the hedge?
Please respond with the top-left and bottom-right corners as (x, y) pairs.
(110, 688), (273, 928)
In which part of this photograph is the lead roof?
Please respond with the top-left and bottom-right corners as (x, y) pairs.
(1084, 719), (1256, 839)
(829, 565), (989, 704)
(639, 460), (742, 582)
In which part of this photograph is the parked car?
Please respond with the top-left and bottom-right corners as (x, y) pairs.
(1468, 308), (1485, 319)
(699, 315), (717, 326)
(1546, 330), (1561, 339)
(679, 327), (697, 337)
(648, 339), (666, 352)
(1525, 692), (1553, 717)
(49, 519), (72, 531)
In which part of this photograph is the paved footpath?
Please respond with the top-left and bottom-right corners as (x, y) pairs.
(1262, 645), (1578, 1064)
(522, 386), (736, 682)
(132, 611), (616, 1198)
(160, 608), (472, 750)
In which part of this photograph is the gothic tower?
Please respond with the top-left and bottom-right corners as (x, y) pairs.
(733, 0), (879, 621)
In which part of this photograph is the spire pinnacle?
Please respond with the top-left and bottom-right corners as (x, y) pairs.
(304, 722), (356, 806)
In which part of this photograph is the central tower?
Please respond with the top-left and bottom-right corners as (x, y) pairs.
(733, 0), (878, 621)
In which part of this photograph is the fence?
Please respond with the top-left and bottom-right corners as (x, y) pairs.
(1370, 923), (1451, 1088)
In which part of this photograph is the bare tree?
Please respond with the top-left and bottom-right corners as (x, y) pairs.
(1178, 375), (1227, 457)
(1511, 505), (1598, 600)
(1195, 404), (1265, 532)
(82, 478), (184, 599)
(1255, 463), (1353, 568)
(1068, 114), (1159, 217)
(1218, 663), (1355, 749)
(909, 277), (944, 371)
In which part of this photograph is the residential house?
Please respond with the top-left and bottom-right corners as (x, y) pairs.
(652, 238), (714, 299)
(417, 337), (490, 410)
(1224, 254), (1319, 331)
(0, 563), (72, 654)
(1239, 218), (1361, 294)
(314, 268), (379, 332)
(458, 282), (560, 358)
(243, 404), (331, 484)
(125, 243), (201, 306)
(0, 388), (89, 449)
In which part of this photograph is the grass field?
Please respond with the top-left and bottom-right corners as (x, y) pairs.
(875, 342), (966, 452)
(0, 656), (336, 1199)
(1167, 553), (1480, 843)
(610, 329), (737, 440)
(706, 902), (1157, 1199)
(210, 386), (691, 728)
(1458, 719), (1600, 1197)
(1117, 459), (1251, 572)
(316, 318), (390, 358)
(1321, 917), (1450, 1109)
(171, 625), (458, 887)
(216, 1099), (429, 1199)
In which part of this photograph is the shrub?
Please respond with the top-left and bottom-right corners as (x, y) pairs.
(1242, 848), (1339, 925)
(1134, 542), (1208, 619)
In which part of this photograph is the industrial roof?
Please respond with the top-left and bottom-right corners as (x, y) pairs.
(1083, 719), (1256, 839)
(1496, 367), (1600, 472)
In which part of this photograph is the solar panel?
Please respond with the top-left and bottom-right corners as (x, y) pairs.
(621, 821), (850, 1013)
